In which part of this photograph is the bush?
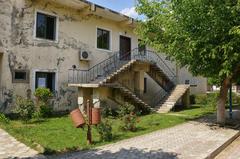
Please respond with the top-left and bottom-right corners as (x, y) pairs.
(195, 93), (218, 110)
(120, 112), (138, 132)
(34, 88), (53, 118)
(0, 113), (10, 124)
(195, 94), (208, 105)
(39, 101), (53, 118)
(34, 88), (53, 102)
(101, 101), (118, 118)
(15, 96), (35, 122)
(227, 92), (240, 105)
(118, 103), (135, 117)
(118, 103), (139, 132)
(96, 119), (113, 141)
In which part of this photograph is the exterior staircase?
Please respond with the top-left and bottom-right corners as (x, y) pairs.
(147, 64), (175, 92)
(68, 48), (186, 111)
(99, 60), (137, 85)
(155, 85), (190, 113)
(114, 84), (150, 108)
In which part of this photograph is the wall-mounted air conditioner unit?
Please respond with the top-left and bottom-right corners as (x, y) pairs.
(79, 50), (91, 61)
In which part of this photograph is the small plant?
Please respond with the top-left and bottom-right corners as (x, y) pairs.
(120, 112), (138, 132)
(101, 101), (118, 118)
(34, 88), (53, 118)
(32, 102), (53, 119)
(0, 113), (10, 124)
(15, 96), (35, 122)
(118, 103), (135, 117)
(34, 88), (53, 102)
(96, 119), (113, 141)
(118, 103), (139, 132)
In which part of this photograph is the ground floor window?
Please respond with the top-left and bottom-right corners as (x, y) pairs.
(35, 72), (55, 92)
(12, 70), (29, 83)
(144, 77), (147, 93)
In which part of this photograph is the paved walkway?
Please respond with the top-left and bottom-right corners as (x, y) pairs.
(215, 136), (240, 159)
(51, 117), (239, 159)
(0, 128), (43, 159)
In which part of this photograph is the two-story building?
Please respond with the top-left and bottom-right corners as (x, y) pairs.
(0, 0), (207, 113)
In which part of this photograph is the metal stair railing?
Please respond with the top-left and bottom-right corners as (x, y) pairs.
(150, 88), (168, 107)
(68, 48), (177, 86)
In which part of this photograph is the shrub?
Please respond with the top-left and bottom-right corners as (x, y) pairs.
(34, 88), (53, 102)
(0, 113), (10, 124)
(195, 94), (208, 105)
(118, 103), (135, 117)
(96, 119), (113, 141)
(101, 101), (117, 118)
(118, 103), (139, 132)
(120, 112), (138, 132)
(227, 92), (240, 105)
(34, 88), (53, 118)
(15, 96), (35, 122)
(195, 92), (218, 110)
(40, 102), (53, 118)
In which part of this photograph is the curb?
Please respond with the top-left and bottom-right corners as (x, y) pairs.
(205, 130), (240, 159)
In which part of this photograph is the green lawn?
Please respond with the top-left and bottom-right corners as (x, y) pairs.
(0, 105), (215, 154)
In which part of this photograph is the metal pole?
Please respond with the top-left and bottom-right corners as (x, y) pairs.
(87, 100), (92, 145)
(229, 84), (233, 119)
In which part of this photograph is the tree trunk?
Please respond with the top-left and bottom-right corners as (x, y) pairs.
(217, 78), (230, 125)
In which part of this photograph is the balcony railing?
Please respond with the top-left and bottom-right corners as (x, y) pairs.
(68, 48), (176, 86)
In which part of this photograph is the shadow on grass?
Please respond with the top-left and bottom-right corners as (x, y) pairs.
(48, 147), (179, 159)
(173, 105), (201, 112)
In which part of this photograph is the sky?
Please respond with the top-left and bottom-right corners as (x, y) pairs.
(87, 0), (139, 19)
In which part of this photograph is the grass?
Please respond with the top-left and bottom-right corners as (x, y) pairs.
(0, 104), (215, 155)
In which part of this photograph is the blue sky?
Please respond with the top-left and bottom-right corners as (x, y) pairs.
(88, 0), (139, 18)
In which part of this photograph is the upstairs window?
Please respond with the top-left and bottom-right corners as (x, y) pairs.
(36, 12), (57, 41)
(97, 28), (110, 50)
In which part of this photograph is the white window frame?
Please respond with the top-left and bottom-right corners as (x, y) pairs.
(96, 26), (112, 52)
(33, 10), (59, 43)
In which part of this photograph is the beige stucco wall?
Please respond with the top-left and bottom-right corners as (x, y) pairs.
(0, 0), (138, 112)
(0, 0), (207, 112)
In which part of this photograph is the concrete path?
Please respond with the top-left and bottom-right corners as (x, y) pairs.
(51, 117), (239, 159)
(215, 136), (240, 159)
(0, 128), (43, 159)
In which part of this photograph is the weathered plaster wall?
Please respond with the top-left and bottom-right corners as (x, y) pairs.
(0, 0), (207, 112)
(0, 0), (139, 112)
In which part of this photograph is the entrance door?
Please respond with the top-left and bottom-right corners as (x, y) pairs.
(120, 36), (131, 60)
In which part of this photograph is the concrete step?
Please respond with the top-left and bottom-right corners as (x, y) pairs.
(155, 84), (190, 113)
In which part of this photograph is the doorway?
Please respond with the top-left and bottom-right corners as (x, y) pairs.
(120, 35), (131, 60)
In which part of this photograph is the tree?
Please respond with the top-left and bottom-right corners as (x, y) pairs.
(136, 0), (240, 124)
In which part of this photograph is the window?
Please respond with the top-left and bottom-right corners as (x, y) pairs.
(36, 12), (57, 41)
(185, 80), (190, 84)
(35, 72), (56, 92)
(97, 28), (110, 50)
(144, 78), (147, 93)
(12, 70), (29, 83)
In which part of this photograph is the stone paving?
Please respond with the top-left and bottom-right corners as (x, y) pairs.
(51, 117), (239, 159)
(215, 136), (240, 159)
(0, 128), (44, 159)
